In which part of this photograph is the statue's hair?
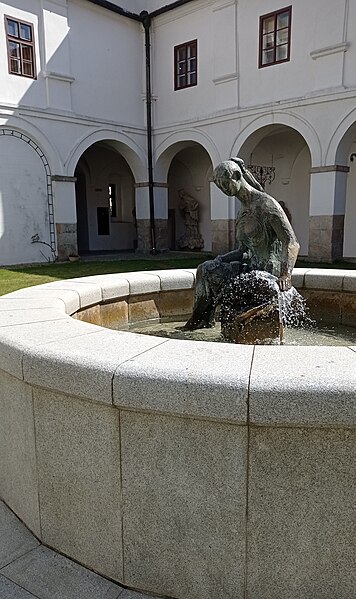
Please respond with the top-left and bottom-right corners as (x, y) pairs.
(213, 160), (242, 186)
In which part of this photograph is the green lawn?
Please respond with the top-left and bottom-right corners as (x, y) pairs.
(0, 255), (211, 296)
(1, 254), (355, 297)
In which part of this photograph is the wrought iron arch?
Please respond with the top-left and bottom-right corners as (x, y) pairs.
(0, 128), (56, 256)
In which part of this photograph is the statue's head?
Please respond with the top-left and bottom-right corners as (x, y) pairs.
(213, 160), (243, 197)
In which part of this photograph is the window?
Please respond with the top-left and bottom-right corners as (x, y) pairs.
(259, 6), (291, 68)
(5, 15), (36, 78)
(174, 40), (197, 90)
(108, 184), (117, 218)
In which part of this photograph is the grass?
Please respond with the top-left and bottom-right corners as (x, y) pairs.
(0, 254), (212, 296)
(1, 254), (355, 297)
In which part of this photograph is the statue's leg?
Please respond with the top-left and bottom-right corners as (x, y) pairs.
(184, 259), (230, 330)
(184, 262), (215, 329)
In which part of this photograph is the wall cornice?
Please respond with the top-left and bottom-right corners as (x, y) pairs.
(310, 42), (350, 60)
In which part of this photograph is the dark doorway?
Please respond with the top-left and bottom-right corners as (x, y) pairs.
(75, 167), (89, 252)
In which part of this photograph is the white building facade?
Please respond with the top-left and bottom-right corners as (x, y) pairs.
(1, 0), (356, 264)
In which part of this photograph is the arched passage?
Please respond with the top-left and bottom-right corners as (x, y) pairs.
(236, 124), (312, 256)
(164, 142), (213, 251)
(74, 141), (137, 253)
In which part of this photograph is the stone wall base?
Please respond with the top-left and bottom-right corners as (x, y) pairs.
(211, 219), (236, 255)
(56, 223), (78, 261)
(308, 215), (344, 262)
(136, 219), (168, 252)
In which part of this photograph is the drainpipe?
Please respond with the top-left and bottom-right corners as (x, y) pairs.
(141, 10), (158, 254)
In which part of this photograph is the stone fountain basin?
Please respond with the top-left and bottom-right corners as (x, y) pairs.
(1, 268), (356, 599)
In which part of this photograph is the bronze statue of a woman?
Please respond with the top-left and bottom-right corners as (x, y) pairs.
(184, 157), (300, 330)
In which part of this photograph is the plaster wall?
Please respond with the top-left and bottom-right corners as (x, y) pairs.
(0, 0), (144, 124)
(0, 134), (51, 264)
(239, 0), (351, 107)
(152, 0), (355, 128)
(152, 0), (230, 128)
(68, 0), (144, 123)
(0, 1), (46, 108)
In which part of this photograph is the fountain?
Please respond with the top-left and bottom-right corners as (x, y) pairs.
(1, 163), (356, 597)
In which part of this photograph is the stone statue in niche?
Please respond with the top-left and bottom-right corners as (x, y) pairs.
(177, 189), (204, 251)
(184, 158), (305, 342)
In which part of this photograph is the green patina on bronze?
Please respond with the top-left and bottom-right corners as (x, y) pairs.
(185, 157), (302, 339)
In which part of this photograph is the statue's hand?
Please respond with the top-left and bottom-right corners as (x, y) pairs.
(278, 275), (291, 292)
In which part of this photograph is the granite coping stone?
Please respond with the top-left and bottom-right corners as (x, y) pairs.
(144, 269), (195, 290)
(114, 339), (252, 423)
(3, 288), (80, 315)
(112, 272), (161, 295)
(342, 271), (356, 292)
(69, 274), (130, 302)
(23, 330), (167, 405)
(0, 308), (69, 328)
(250, 345), (356, 427)
(290, 267), (311, 288)
(0, 319), (101, 379)
(36, 280), (102, 309)
(304, 268), (349, 290)
(0, 297), (65, 312)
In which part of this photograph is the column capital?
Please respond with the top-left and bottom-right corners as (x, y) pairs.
(134, 182), (168, 188)
(310, 165), (349, 174)
(51, 175), (77, 182)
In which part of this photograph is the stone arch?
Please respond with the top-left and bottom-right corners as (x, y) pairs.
(72, 135), (139, 254)
(157, 137), (215, 252)
(325, 107), (356, 165)
(65, 129), (147, 182)
(230, 112), (321, 167)
(155, 130), (221, 182)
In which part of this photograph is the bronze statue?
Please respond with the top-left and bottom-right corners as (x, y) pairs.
(184, 157), (300, 331)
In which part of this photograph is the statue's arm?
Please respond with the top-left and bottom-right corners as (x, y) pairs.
(270, 207), (300, 291)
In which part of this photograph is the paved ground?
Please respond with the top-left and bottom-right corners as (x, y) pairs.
(0, 501), (156, 599)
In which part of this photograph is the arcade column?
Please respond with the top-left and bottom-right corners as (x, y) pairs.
(308, 165), (349, 262)
(210, 181), (237, 255)
(52, 176), (77, 259)
(134, 183), (168, 252)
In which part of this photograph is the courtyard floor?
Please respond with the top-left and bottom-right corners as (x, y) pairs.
(0, 501), (158, 599)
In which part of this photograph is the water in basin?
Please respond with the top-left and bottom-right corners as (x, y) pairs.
(116, 317), (356, 346)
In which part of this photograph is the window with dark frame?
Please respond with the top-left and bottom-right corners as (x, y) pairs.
(174, 39), (197, 90)
(259, 6), (291, 68)
(5, 15), (36, 78)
